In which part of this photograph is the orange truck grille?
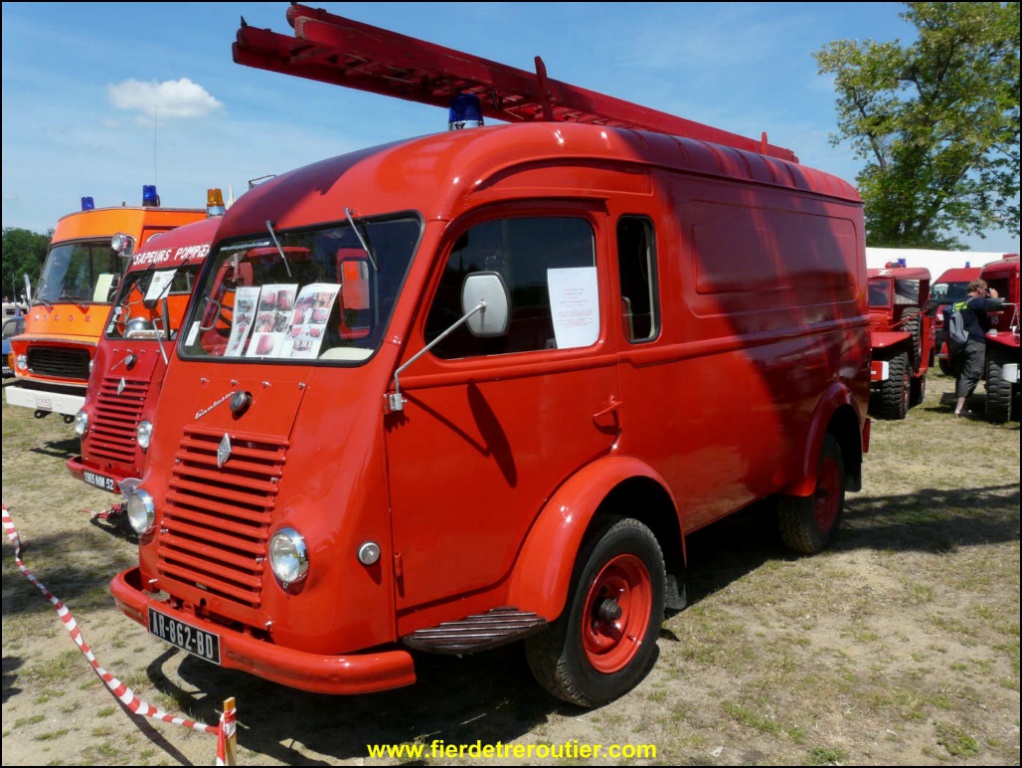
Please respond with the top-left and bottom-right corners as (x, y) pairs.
(89, 376), (149, 464)
(27, 346), (90, 380)
(157, 426), (287, 611)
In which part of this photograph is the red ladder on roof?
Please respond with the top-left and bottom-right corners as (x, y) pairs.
(233, 4), (798, 163)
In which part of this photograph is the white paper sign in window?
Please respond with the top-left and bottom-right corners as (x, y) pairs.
(144, 270), (177, 303)
(548, 267), (599, 349)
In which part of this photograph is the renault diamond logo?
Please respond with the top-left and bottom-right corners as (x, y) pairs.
(217, 433), (232, 468)
(117, 377), (126, 396)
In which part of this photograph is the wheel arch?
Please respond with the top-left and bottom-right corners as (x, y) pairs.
(507, 455), (682, 622)
(790, 384), (864, 497)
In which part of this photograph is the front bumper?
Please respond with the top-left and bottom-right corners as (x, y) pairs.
(110, 567), (417, 695)
(65, 455), (131, 495)
(4, 382), (85, 416)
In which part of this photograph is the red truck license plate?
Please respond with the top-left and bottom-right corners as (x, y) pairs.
(148, 607), (221, 664)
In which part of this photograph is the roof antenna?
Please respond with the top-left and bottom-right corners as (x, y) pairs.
(153, 104), (159, 188)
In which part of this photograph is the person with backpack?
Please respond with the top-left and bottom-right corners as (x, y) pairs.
(947, 278), (1004, 417)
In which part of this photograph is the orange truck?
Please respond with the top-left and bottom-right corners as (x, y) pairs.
(4, 188), (208, 421)
(110, 5), (870, 707)
(66, 214), (221, 494)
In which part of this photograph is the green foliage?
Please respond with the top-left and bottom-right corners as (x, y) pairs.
(1, 227), (51, 301)
(816, 2), (1020, 248)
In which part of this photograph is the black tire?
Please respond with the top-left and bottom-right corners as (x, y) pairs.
(778, 434), (846, 555)
(985, 346), (1015, 423)
(910, 373), (927, 408)
(525, 517), (665, 707)
(938, 357), (956, 376)
(902, 308), (923, 370)
(876, 351), (910, 420)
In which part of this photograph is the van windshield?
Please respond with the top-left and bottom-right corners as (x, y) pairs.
(35, 240), (122, 305)
(930, 281), (969, 303)
(105, 264), (203, 340)
(180, 216), (420, 363)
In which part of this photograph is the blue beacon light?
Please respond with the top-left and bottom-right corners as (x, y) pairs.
(448, 93), (484, 131)
(81, 196), (95, 211)
(142, 185), (160, 207)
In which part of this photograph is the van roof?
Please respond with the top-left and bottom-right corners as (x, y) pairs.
(219, 123), (859, 240)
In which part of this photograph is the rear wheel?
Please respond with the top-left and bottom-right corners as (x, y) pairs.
(910, 373), (927, 408)
(778, 434), (846, 555)
(877, 351), (910, 420)
(525, 517), (665, 707)
(985, 347), (1015, 423)
(902, 308), (923, 370)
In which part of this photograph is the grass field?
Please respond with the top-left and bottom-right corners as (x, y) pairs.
(2, 373), (1019, 766)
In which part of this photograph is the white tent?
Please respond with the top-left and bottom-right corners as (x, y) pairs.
(865, 247), (1012, 277)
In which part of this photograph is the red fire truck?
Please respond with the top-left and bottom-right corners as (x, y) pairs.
(66, 211), (222, 495)
(4, 189), (208, 421)
(867, 266), (933, 419)
(978, 254), (1020, 422)
(930, 266), (982, 375)
(110, 5), (870, 706)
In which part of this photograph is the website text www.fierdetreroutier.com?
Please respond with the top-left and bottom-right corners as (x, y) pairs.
(366, 739), (657, 761)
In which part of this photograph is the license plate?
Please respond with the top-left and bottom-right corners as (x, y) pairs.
(35, 395), (52, 410)
(83, 470), (117, 493)
(148, 607), (221, 664)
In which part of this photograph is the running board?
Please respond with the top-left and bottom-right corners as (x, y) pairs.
(402, 607), (547, 654)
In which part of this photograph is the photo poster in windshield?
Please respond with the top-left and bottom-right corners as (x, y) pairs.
(144, 269), (178, 304)
(246, 284), (297, 358)
(285, 283), (341, 359)
(225, 286), (262, 357)
(548, 267), (600, 349)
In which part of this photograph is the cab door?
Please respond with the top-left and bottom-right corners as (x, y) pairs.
(384, 209), (620, 620)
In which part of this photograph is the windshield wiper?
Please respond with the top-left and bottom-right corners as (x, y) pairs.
(344, 208), (379, 273)
(265, 220), (293, 279)
(31, 296), (53, 309)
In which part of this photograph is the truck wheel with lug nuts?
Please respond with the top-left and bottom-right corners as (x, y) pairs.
(985, 347), (1015, 423)
(877, 351), (910, 420)
(525, 517), (665, 707)
(778, 434), (846, 555)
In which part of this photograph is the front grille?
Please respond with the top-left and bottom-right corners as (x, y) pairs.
(88, 376), (149, 464)
(157, 426), (287, 614)
(27, 346), (90, 380)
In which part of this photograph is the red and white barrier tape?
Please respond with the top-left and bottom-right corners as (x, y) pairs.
(3, 502), (235, 762)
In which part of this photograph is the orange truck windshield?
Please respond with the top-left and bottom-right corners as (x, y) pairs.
(35, 240), (122, 305)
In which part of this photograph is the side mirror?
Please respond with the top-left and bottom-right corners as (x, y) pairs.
(462, 271), (510, 337)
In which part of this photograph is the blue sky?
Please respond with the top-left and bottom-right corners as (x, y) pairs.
(2, 2), (1018, 254)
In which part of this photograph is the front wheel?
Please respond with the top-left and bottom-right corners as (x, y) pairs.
(876, 351), (910, 420)
(778, 434), (846, 555)
(525, 517), (665, 707)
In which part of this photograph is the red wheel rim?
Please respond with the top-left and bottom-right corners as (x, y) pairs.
(580, 554), (652, 673)
(813, 454), (840, 532)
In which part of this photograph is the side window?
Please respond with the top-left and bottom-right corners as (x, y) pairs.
(425, 217), (597, 359)
(617, 216), (659, 342)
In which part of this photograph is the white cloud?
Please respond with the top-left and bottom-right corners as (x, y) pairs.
(107, 78), (222, 120)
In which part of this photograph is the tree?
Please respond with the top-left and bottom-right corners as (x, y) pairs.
(816, 2), (1020, 248)
(2, 227), (51, 302)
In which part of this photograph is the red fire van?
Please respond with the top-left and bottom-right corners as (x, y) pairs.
(66, 212), (221, 495)
(110, 5), (870, 707)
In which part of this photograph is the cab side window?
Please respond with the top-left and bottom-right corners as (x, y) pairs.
(617, 216), (659, 342)
(425, 217), (597, 359)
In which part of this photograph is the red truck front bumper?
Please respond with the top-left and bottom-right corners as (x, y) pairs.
(110, 567), (417, 695)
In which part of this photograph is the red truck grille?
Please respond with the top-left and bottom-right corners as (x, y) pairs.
(157, 426), (287, 612)
(88, 376), (149, 464)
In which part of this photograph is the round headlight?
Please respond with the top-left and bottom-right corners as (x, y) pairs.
(136, 420), (153, 450)
(269, 528), (309, 587)
(16, 354), (27, 371)
(125, 489), (155, 534)
(74, 410), (89, 436)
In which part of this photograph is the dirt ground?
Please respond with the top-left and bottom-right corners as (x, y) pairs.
(2, 373), (1019, 766)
